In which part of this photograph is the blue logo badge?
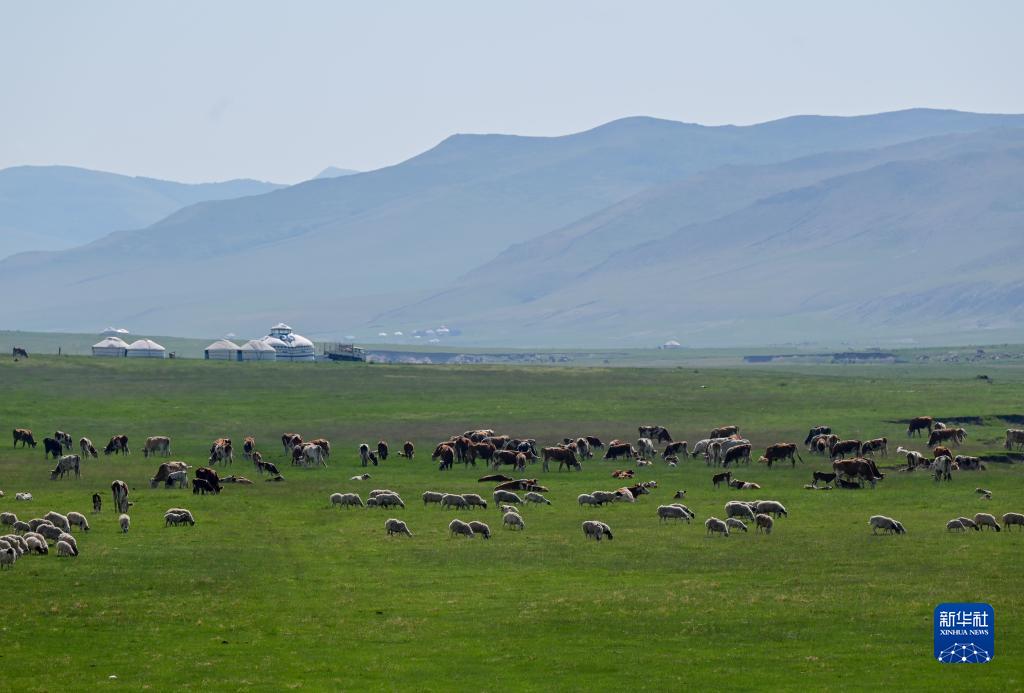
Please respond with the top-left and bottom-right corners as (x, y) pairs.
(935, 603), (994, 663)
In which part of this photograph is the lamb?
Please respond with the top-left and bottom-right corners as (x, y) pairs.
(56, 540), (76, 557)
(524, 491), (551, 505)
(57, 532), (79, 556)
(441, 494), (469, 510)
(494, 490), (524, 505)
(164, 509), (196, 526)
(754, 500), (788, 518)
(468, 520), (491, 539)
(957, 516), (981, 532)
(119, 514), (130, 533)
(657, 505), (689, 522)
(365, 497), (379, 508)
(66, 511), (90, 532)
(330, 492), (364, 508)
(498, 504), (520, 515)
(582, 520), (613, 541)
(868, 515), (906, 535)
(725, 501), (756, 521)
(374, 493), (405, 509)
(12, 520), (31, 534)
(578, 493), (601, 507)
(755, 513), (774, 534)
(25, 535), (48, 554)
(421, 491), (444, 506)
(462, 493), (488, 509)
(448, 519), (475, 538)
(0, 547), (14, 569)
(0, 511), (16, 526)
(502, 512), (525, 530)
(974, 513), (1001, 532)
(725, 518), (748, 533)
(385, 518), (413, 537)
(946, 518), (966, 532)
(43, 511), (71, 533)
(1002, 512), (1024, 531)
(704, 517), (729, 536)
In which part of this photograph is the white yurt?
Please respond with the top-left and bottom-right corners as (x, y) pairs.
(125, 338), (167, 359)
(240, 339), (277, 361)
(204, 339), (241, 361)
(92, 336), (128, 357)
(261, 323), (315, 362)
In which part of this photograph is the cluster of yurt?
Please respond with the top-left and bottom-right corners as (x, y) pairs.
(92, 332), (167, 358)
(202, 324), (314, 362)
(91, 336), (130, 357)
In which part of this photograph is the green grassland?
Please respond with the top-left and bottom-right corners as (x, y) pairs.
(0, 356), (1022, 691)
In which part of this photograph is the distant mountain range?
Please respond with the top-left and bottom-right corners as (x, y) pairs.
(2, 109), (1023, 347)
(314, 166), (360, 179)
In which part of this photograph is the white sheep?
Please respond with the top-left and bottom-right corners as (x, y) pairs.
(591, 491), (618, 505)
(657, 505), (689, 522)
(421, 491), (444, 506)
(25, 535), (47, 554)
(12, 520), (31, 534)
(330, 492), (363, 508)
(974, 513), (1001, 532)
(449, 518), (475, 538)
(385, 518), (412, 537)
(2, 535), (27, 555)
(119, 514), (131, 534)
(28, 518), (53, 532)
(0, 547), (14, 569)
(462, 493), (488, 509)
(502, 512), (525, 530)
(57, 532), (79, 556)
(368, 489), (397, 498)
(868, 515), (906, 535)
(441, 494), (468, 510)
(498, 504), (520, 515)
(581, 520), (613, 541)
(375, 493), (405, 509)
(578, 493), (600, 507)
(468, 520), (491, 539)
(670, 503), (696, 519)
(43, 511), (71, 533)
(494, 490), (523, 505)
(524, 492), (551, 506)
(365, 497), (379, 507)
(1002, 512), (1024, 531)
(56, 540), (76, 557)
(725, 501), (756, 521)
(15, 492), (32, 501)
(0, 512), (17, 526)
(37, 524), (64, 543)
(946, 518), (966, 532)
(754, 500), (788, 518)
(957, 516), (980, 531)
(164, 509), (195, 526)
(704, 517), (729, 536)
(725, 518), (748, 533)
(66, 511), (90, 532)
(755, 513), (774, 534)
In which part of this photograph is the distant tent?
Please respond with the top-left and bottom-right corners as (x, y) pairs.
(660, 340), (682, 349)
(125, 338), (167, 359)
(262, 323), (315, 361)
(92, 336), (128, 357)
(240, 339), (277, 361)
(204, 339), (241, 361)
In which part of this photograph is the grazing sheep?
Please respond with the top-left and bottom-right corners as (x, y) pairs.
(56, 540), (76, 557)
(494, 490), (524, 505)
(868, 515), (906, 535)
(365, 497), (379, 508)
(754, 500), (788, 518)
(164, 509), (195, 527)
(582, 520), (613, 541)
(57, 532), (79, 556)
(66, 511), (90, 532)
(974, 513), (1001, 532)
(12, 520), (31, 534)
(421, 491), (444, 506)
(957, 516), (981, 532)
(43, 511), (71, 533)
(375, 493), (405, 509)
(0, 547), (15, 569)
(591, 491), (618, 505)
(441, 494), (469, 510)
(37, 524), (64, 543)
(670, 503), (696, 520)
(28, 518), (53, 532)
(119, 514), (130, 533)
(1002, 512), (1024, 531)
(657, 505), (690, 522)
(25, 535), (47, 554)
(368, 489), (397, 498)
(704, 517), (729, 537)
(754, 513), (774, 534)
(0, 512), (16, 526)
(1, 535), (26, 555)
(578, 493), (601, 507)
(524, 492), (551, 506)
(462, 493), (488, 509)
(502, 512), (525, 530)
(468, 520), (491, 539)
(946, 518), (966, 532)
(725, 501), (756, 521)
(385, 518), (413, 537)
(449, 519), (475, 538)
(498, 504), (520, 515)
(330, 492), (364, 508)
(725, 518), (748, 533)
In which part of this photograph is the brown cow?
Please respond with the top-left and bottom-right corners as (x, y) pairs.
(104, 434), (129, 455)
(13, 428), (36, 448)
(830, 440), (861, 460)
(861, 437), (888, 457)
(722, 444), (751, 467)
(281, 433), (302, 453)
(662, 441), (688, 458)
(932, 446), (953, 462)
(309, 438), (331, 459)
(467, 442), (495, 467)
(437, 444), (455, 471)
(907, 416), (933, 437)
(377, 440), (389, 461)
(759, 443), (802, 468)
(710, 425), (739, 439)
(243, 436), (256, 459)
(928, 428), (965, 447)
(398, 441), (415, 459)
(603, 443), (635, 461)
(542, 446), (580, 472)
(832, 458), (881, 487)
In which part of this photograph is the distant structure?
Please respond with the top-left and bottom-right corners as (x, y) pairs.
(322, 342), (366, 362)
(659, 340), (683, 349)
(100, 326), (130, 337)
(204, 339), (241, 361)
(92, 336), (129, 357)
(240, 339), (277, 361)
(260, 323), (315, 362)
(125, 338), (167, 359)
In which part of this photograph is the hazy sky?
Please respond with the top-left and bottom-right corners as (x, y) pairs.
(2, 1), (1021, 183)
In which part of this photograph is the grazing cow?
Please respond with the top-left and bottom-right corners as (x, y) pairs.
(54, 431), (73, 451)
(142, 436), (171, 458)
(437, 444), (455, 471)
(150, 461), (189, 488)
(907, 416), (933, 437)
(933, 455), (953, 482)
(803, 426), (831, 445)
(832, 459), (878, 487)
(603, 443), (635, 461)
(192, 478), (217, 495)
(13, 428), (36, 448)
(243, 437), (256, 459)
(860, 437), (888, 457)
(830, 440), (861, 460)
(43, 437), (63, 459)
(467, 442), (496, 468)
(195, 467), (222, 493)
(302, 443), (326, 468)
(811, 471), (837, 488)
(662, 441), (688, 458)
(573, 438), (592, 459)
(79, 437), (98, 458)
(254, 458), (281, 477)
(377, 440), (389, 461)
(543, 446), (580, 472)
(398, 441), (415, 459)
(636, 438), (656, 460)
(585, 436), (604, 450)
(104, 434), (129, 455)
(928, 428), (965, 447)
(111, 480), (130, 514)
(492, 449), (522, 470)
(50, 455), (81, 480)
(712, 471), (731, 488)
(359, 443), (372, 467)
(932, 446), (953, 462)
(759, 443), (802, 468)
(722, 443), (751, 468)
(709, 425), (739, 439)
(281, 433), (302, 453)
(1005, 429), (1024, 451)
(209, 441), (233, 466)
(12, 347), (28, 359)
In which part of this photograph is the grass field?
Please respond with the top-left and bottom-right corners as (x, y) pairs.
(1, 356), (1022, 691)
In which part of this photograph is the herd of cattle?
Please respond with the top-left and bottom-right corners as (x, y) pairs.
(2, 416), (1021, 564)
